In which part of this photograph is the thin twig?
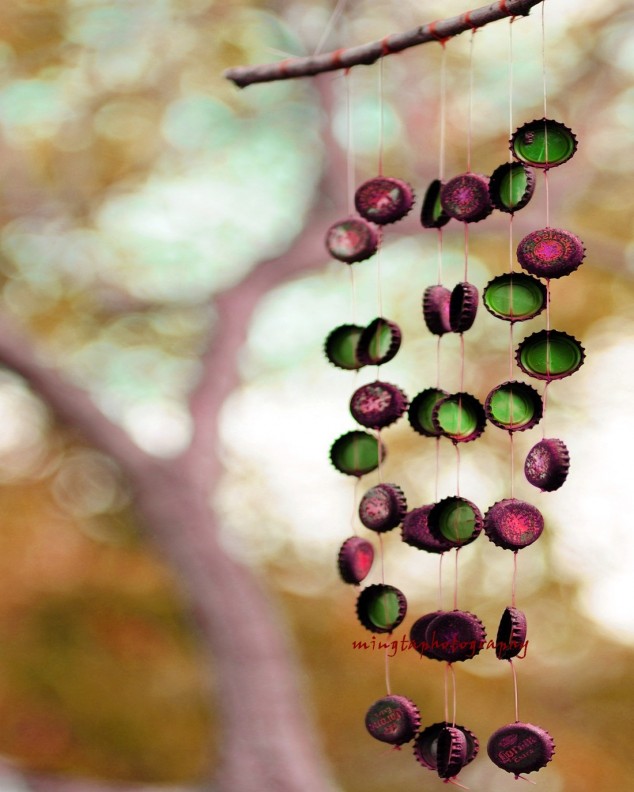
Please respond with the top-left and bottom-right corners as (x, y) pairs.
(225, 0), (543, 88)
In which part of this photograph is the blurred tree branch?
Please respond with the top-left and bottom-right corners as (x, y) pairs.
(225, 0), (543, 87)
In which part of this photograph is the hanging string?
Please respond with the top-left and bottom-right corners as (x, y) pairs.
(439, 41), (447, 182)
(511, 550), (518, 607)
(444, 663), (450, 723)
(510, 658), (520, 721)
(542, 0), (551, 228)
(449, 662), (457, 726)
(438, 551), (444, 610)
(453, 547), (460, 610)
(510, 431), (515, 498)
(313, 0), (349, 56)
(467, 29), (476, 173)
(378, 57), (385, 176)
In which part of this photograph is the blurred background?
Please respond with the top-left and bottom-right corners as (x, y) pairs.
(0, 0), (631, 790)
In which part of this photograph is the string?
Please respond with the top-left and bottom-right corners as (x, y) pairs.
(313, 0), (349, 56)
(542, 1), (550, 226)
(467, 29), (476, 172)
(351, 477), (361, 536)
(459, 333), (465, 392)
(455, 443), (461, 498)
(510, 658), (520, 722)
(449, 662), (457, 726)
(435, 435), (441, 501)
(463, 221), (469, 281)
(510, 430), (515, 499)
(508, 16), (514, 161)
(444, 664), (450, 723)
(376, 248), (384, 318)
(438, 551), (444, 610)
(378, 57), (385, 176)
(439, 43), (447, 181)
(346, 70), (355, 216)
(453, 547), (460, 610)
(437, 228), (444, 285)
(512, 550), (518, 607)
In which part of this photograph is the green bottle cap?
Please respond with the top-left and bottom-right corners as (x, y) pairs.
(428, 497), (483, 547)
(516, 330), (585, 381)
(483, 272), (546, 323)
(408, 388), (450, 437)
(485, 380), (543, 432)
(511, 118), (577, 169)
(488, 162), (535, 213)
(432, 392), (486, 443)
(420, 179), (451, 229)
(324, 324), (365, 370)
(356, 584), (407, 633)
(357, 317), (402, 366)
(329, 430), (385, 477)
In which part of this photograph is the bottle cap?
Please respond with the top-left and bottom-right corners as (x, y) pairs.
(511, 118), (577, 169)
(516, 330), (585, 381)
(408, 388), (450, 438)
(423, 285), (452, 336)
(414, 722), (479, 771)
(401, 506), (454, 554)
(524, 438), (570, 492)
(449, 281), (479, 333)
(420, 179), (451, 228)
(483, 272), (546, 323)
(359, 483), (407, 533)
(350, 381), (409, 429)
(357, 318), (402, 366)
(330, 430), (385, 477)
(355, 176), (415, 225)
(487, 722), (555, 774)
(427, 496), (483, 548)
(325, 217), (380, 263)
(356, 584), (407, 634)
(424, 610), (486, 663)
(365, 695), (421, 745)
(483, 498), (545, 550)
(432, 392), (487, 443)
(517, 227), (585, 279)
(495, 606), (528, 660)
(485, 380), (543, 432)
(337, 537), (374, 585)
(488, 161), (536, 213)
(324, 324), (365, 370)
(440, 173), (493, 223)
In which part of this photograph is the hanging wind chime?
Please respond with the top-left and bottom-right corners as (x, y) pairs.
(225, 0), (582, 786)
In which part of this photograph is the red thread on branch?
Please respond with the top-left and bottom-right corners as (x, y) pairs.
(381, 36), (393, 56)
(429, 21), (449, 47)
(463, 10), (480, 30)
(331, 48), (345, 68)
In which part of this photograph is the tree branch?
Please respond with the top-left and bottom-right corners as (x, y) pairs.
(0, 314), (152, 480)
(224, 0), (544, 88)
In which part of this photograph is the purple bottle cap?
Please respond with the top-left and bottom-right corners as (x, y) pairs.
(410, 612), (446, 659)
(365, 695), (421, 745)
(325, 217), (380, 263)
(425, 610), (486, 663)
(401, 506), (454, 554)
(422, 284), (452, 336)
(324, 324), (365, 370)
(350, 381), (409, 429)
(408, 388), (450, 438)
(337, 536), (374, 585)
(440, 173), (493, 223)
(436, 725), (468, 779)
(359, 483), (407, 533)
(517, 227), (585, 279)
(355, 176), (415, 225)
(330, 430), (385, 477)
(449, 281), (479, 333)
(414, 722), (479, 771)
(516, 329), (585, 381)
(487, 722), (555, 774)
(524, 438), (570, 492)
(495, 606), (528, 660)
(483, 498), (545, 550)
